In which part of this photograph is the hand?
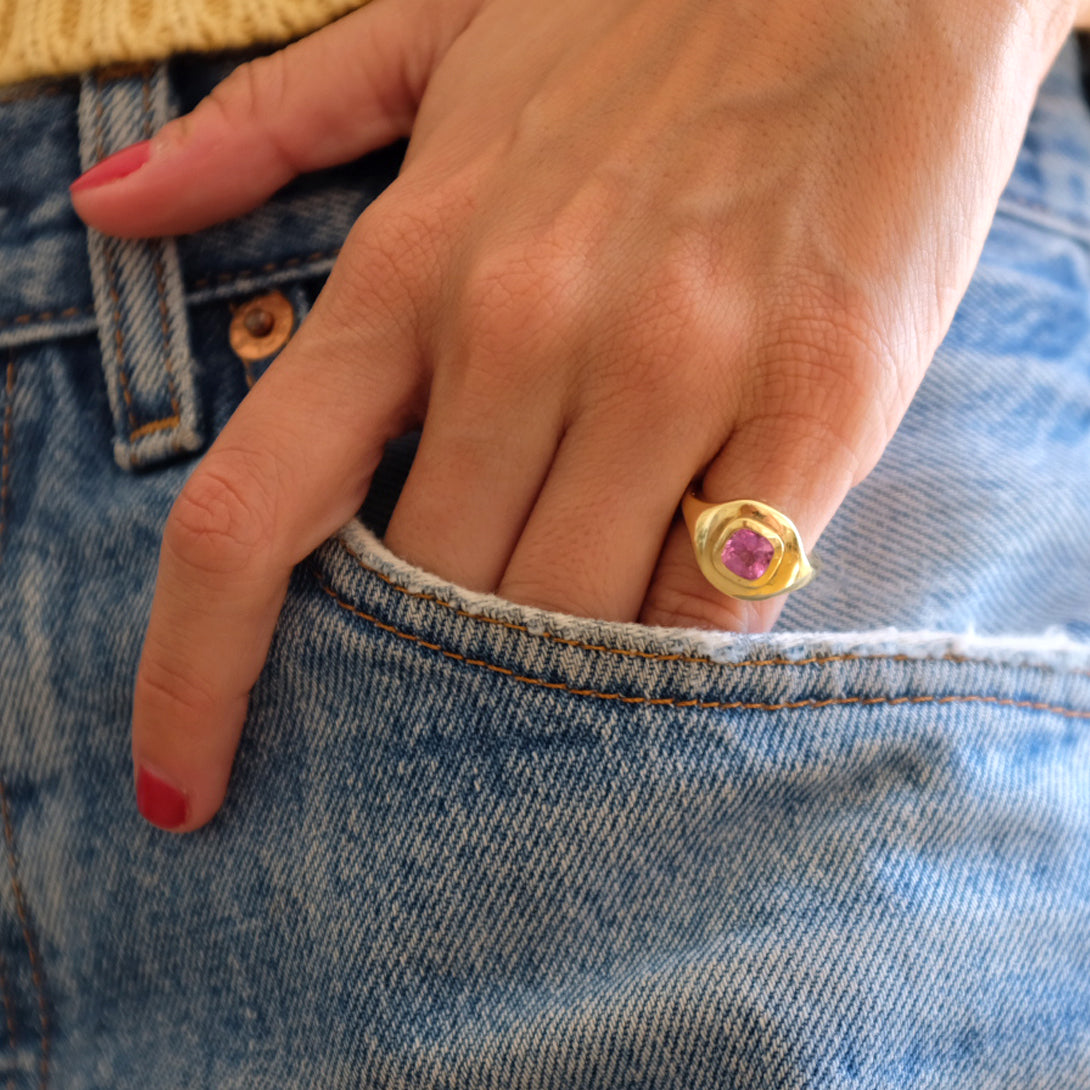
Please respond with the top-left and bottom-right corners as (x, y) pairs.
(71, 0), (1074, 830)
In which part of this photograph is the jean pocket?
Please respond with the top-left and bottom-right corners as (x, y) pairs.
(171, 518), (1090, 1085)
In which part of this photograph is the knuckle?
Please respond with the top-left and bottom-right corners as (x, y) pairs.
(741, 391), (869, 490)
(584, 331), (730, 443)
(582, 352), (706, 448)
(198, 52), (301, 174)
(164, 454), (280, 580)
(752, 279), (905, 452)
(764, 276), (900, 398)
(644, 236), (719, 335)
(320, 193), (442, 338)
(155, 113), (193, 155)
(350, 196), (440, 295)
(585, 237), (735, 419)
(136, 651), (220, 727)
(219, 52), (286, 121)
(457, 236), (588, 358)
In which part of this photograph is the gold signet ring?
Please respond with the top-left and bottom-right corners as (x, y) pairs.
(681, 494), (815, 601)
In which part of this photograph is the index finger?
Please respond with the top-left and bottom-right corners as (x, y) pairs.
(133, 266), (418, 831)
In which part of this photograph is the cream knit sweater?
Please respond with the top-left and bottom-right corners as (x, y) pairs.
(0, 0), (369, 86)
(2, 1), (1088, 88)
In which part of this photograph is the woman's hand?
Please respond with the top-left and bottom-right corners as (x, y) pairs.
(71, 0), (1075, 830)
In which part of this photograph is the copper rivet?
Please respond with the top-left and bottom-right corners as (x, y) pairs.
(244, 308), (275, 338)
(229, 291), (295, 361)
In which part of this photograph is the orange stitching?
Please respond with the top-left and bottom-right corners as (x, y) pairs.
(0, 783), (50, 1090)
(0, 259), (330, 337)
(189, 249), (340, 290)
(339, 538), (770, 666)
(0, 355), (12, 565)
(0, 305), (93, 331)
(95, 62), (154, 83)
(0, 951), (16, 1090)
(336, 540), (1090, 678)
(129, 414), (180, 441)
(313, 569), (1090, 720)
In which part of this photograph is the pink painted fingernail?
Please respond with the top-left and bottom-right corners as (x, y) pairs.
(71, 140), (151, 193)
(136, 765), (189, 829)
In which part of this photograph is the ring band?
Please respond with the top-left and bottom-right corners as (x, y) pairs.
(681, 494), (815, 601)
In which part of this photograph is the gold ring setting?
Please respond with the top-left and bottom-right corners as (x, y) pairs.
(681, 495), (815, 601)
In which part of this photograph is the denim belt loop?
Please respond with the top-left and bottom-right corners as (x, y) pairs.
(78, 62), (203, 471)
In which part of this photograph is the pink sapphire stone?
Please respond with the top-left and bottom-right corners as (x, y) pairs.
(720, 528), (774, 581)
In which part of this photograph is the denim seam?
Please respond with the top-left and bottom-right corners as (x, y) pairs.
(102, 237), (140, 441)
(0, 355), (13, 566)
(104, 234), (183, 445)
(0, 307), (95, 332)
(144, 70), (184, 431)
(996, 194), (1090, 245)
(0, 261), (330, 343)
(91, 79), (142, 445)
(313, 569), (1090, 719)
(82, 65), (203, 469)
(187, 248), (342, 291)
(0, 784), (49, 1090)
(334, 542), (1090, 679)
(0, 255), (341, 334)
(151, 248), (182, 422)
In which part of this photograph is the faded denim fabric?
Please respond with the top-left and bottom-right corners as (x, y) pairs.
(0, 37), (1087, 1090)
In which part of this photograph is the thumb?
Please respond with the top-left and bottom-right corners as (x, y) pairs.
(69, 0), (472, 237)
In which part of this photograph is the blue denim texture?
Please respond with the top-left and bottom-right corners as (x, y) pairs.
(0, 38), (1087, 1090)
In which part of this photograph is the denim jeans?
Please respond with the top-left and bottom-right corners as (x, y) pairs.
(0, 38), (1088, 1090)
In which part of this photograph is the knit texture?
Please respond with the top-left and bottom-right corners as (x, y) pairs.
(0, 0), (370, 86)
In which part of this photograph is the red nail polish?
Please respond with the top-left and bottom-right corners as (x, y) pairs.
(71, 140), (151, 193)
(136, 765), (189, 829)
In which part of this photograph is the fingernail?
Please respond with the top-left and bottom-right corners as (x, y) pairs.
(71, 140), (151, 193)
(135, 765), (189, 829)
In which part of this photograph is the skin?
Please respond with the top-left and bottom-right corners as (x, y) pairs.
(71, 0), (1079, 831)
